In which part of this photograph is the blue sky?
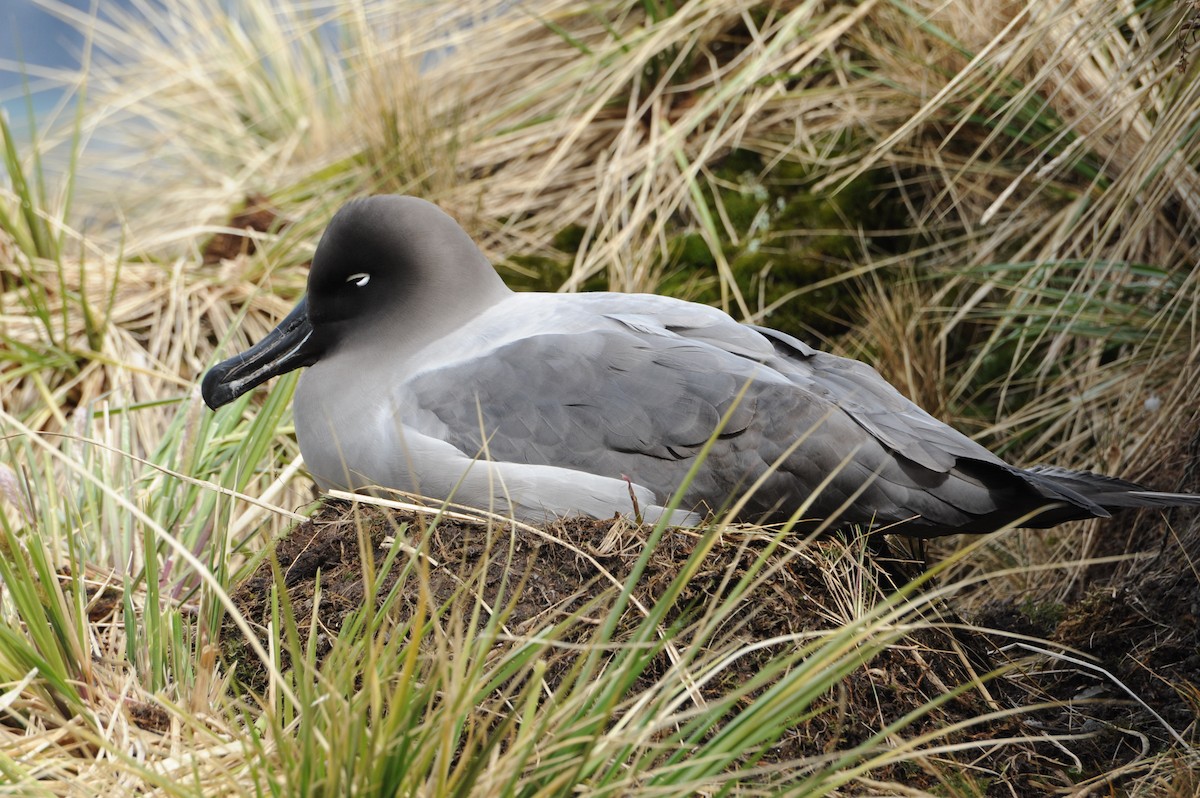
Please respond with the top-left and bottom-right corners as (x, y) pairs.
(1, 0), (92, 91)
(0, 0), (140, 124)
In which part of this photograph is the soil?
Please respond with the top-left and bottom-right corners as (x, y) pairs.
(201, 193), (286, 263)
(222, 499), (1200, 793)
(970, 502), (1200, 773)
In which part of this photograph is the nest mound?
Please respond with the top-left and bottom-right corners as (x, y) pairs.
(225, 500), (1198, 791)
(973, 505), (1200, 765)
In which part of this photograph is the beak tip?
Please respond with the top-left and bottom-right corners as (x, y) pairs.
(200, 365), (233, 410)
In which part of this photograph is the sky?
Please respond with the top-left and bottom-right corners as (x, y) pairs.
(0, 0), (139, 124)
(1, 0), (90, 90)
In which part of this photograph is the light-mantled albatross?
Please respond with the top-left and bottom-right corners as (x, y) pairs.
(202, 195), (1200, 534)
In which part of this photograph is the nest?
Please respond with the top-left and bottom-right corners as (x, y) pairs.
(220, 499), (1200, 791)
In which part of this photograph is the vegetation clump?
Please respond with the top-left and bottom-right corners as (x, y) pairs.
(1, 0), (1199, 794)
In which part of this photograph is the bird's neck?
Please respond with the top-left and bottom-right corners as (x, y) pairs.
(361, 271), (513, 358)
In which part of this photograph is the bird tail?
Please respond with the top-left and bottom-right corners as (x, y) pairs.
(1024, 465), (1200, 512)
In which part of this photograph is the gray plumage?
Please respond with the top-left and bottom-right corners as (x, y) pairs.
(202, 195), (1200, 535)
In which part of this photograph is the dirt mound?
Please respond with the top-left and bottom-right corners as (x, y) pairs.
(224, 500), (1196, 792)
(972, 511), (1200, 765)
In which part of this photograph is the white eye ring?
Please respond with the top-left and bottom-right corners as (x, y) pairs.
(347, 272), (370, 287)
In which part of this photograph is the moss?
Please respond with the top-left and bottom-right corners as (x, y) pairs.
(655, 261), (722, 303)
(649, 146), (913, 338)
(672, 232), (716, 269)
(1019, 598), (1066, 634)
(498, 253), (608, 294)
(721, 190), (769, 233)
(713, 147), (763, 177)
(497, 223), (599, 292)
(551, 223), (587, 254)
(931, 772), (994, 797)
(499, 254), (569, 292)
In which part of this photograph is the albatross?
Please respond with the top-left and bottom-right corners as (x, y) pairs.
(202, 195), (1200, 534)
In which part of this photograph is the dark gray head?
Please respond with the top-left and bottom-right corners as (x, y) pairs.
(201, 195), (510, 409)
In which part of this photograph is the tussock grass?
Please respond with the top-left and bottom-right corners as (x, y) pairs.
(2, 0), (1198, 794)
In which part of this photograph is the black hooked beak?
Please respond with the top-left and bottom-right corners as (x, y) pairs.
(202, 296), (322, 409)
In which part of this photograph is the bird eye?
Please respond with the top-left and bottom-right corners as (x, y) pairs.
(347, 272), (370, 287)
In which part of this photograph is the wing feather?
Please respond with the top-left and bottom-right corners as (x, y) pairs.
(398, 296), (1014, 529)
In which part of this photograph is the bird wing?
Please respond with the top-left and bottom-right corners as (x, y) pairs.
(402, 324), (762, 483)
(397, 294), (994, 517)
(601, 303), (1002, 473)
(746, 325), (1005, 472)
